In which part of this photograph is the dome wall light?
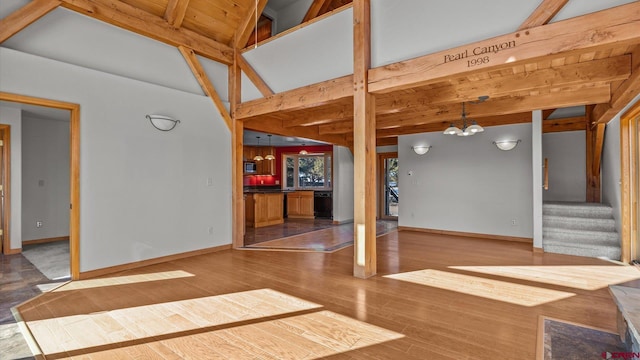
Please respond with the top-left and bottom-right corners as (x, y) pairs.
(412, 145), (432, 155)
(493, 139), (521, 151)
(299, 143), (308, 155)
(147, 114), (180, 131)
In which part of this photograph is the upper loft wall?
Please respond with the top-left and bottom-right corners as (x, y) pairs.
(242, 7), (353, 99)
(272, 0), (314, 34)
(371, 0), (638, 67)
(0, 2), (230, 100)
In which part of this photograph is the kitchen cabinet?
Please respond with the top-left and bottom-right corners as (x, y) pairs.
(245, 192), (284, 228)
(287, 191), (314, 219)
(243, 146), (275, 175)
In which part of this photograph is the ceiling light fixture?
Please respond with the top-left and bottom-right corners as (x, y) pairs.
(411, 145), (432, 155)
(493, 139), (521, 151)
(253, 136), (264, 161)
(443, 97), (488, 137)
(265, 134), (275, 160)
(147, 114), (180, 131)
(299, 143), (308, 155)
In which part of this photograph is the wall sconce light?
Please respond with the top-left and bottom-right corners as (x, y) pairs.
(412, 145), (432, 155)
(147, 114), (180, 131)
(493, 139), (521, 151)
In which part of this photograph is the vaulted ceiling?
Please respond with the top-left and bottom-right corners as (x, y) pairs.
(1, 0), (639, 148)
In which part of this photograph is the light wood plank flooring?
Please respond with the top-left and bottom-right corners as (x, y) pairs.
(17, 230), (640, 359)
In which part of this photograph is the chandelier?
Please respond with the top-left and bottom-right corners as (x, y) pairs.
(443, 100), (485, 137)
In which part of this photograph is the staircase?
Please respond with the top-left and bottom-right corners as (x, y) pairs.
(543, 202), (621, 260)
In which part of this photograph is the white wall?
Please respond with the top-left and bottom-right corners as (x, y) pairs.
(602, 116), (621, 236)
(0, 106), (22, 250)
(274, 0), (313, 34)
(332, 145), (354, 223)
(399, 123), (533, 238)
(0, 47), (232, 272)
(22, 115), (70, 241)
(542, 131), (586, 202)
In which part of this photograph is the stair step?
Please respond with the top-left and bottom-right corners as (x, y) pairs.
(543, 240), (621, 260)
(543, 228), (619, 244)
(543, 215), (616, 232)
(543, 202), (613, 219)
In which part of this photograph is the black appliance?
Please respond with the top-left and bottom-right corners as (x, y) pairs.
(314, 191), (333, 219)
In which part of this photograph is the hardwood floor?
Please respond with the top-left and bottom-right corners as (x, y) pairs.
(16, 230), (640, 359)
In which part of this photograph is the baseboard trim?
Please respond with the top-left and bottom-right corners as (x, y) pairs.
(5, 247), (21, 254)
(332, 219), (354, 225)
(533, 247), (544, 253)
(397, 226), (533, 244)
(78, 244), (232, 280)
(23, 236), (69, 246)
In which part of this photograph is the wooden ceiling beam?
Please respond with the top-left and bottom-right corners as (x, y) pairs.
(164, 0), (190, 28)
(60, 0), (234, 65)
(235, 0), (268, 48)
(178, 46), (232, 130)
(518, 0), (569, 30)
(244, 119), (349, 147)
(369, 1), (640, 94)
(376, 84), (611, 129)
(303, 0), (332, 23)
(0, 0), (61, 43)
(235, 75), (353, 119)
(237, 54), (274, 97)
(543, 116), (587, 133)
(592, 45), (640, 124)
(375, 56), (630, 114)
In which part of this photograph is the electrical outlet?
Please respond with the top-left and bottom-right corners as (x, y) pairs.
(511, 219), (517, 226)
(208, 226), (214, 235)
(36, 221), (43, 228)
(207, 177), (213, 186)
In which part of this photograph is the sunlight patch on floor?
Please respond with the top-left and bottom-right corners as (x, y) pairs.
(52, 270), (195, 291)
(26, 288), (322, 355)
(449, 265), (640, 291)
(54, 310), (404, 360)
(384, 269), (575, 306)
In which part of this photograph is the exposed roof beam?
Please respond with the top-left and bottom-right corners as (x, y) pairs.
(237, 54), (274, 97)
(303, 0), (332, 23)
(60, 0), (233, 65)
(369, 1), (640, 94)
(244, 119), (349, 146)
(375, 56), (630, 114)
(543, 116), (587, 132)
(592, 45), (640, 124)
(178, 46), (232, 130)
(235, 0), (268, 48)
(0, 0), (61, 43)
(518, 0), (569, 30)
(164, 0), (190, 28)
(235, 75), (353, 119)
(375, 84), (611, 129)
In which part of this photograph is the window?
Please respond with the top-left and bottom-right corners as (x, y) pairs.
(283, 153), (332, 190)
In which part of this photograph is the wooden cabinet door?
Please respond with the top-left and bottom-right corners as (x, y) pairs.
(287, 194), (300, 216)
(267, 194), (283, 222)
(300, 194), (314, 217)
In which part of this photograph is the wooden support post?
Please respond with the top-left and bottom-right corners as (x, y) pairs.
(586, 105), (603, 202)
(353, 0), (376, 279)
(230, 50), (244, 248)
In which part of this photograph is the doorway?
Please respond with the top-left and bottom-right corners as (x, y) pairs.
(0, 126), (9, 254)
(379, 152), (398, 220)
(621, 100), (640, 264)
(0, 92), (80, 280)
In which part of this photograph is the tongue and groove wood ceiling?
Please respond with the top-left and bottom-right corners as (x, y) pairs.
(2, 0), (640, 147)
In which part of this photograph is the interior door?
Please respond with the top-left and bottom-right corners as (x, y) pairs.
(0, 129), (4, 253)
(379, 153), (398, 219)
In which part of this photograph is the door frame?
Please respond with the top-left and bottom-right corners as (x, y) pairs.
(378, 152), (398, 220)
(0, 125), (10, 255)
(0, 92), (81, 280)
(620, 99), (640, 263)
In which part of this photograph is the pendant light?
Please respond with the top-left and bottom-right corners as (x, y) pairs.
(299, 143), (308, 155)
(443, 97), (487, 137)
(265, 134), (275, 160)
(253, 136), (264, 161)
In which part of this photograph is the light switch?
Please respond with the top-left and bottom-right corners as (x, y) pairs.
(207, 177), (213, 186)
(38, 179), (45, 187)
